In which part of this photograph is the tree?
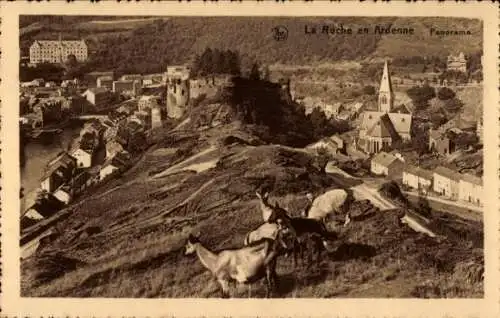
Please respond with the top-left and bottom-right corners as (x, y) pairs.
(443, 98), (463, 113)
(65, 54), (78, 68)
(406, 85), (436, 110)
(128, 131), (148, 153)
(362, 85), (376, 95)
(437, 87), (456, 101)
(416, 193), (432, 218)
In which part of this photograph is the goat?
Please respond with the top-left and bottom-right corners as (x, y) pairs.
(255, 190), (289, 222)
(268, 205), (339, 269)
(295, 232), (325, 268)
(244, 220), (297, 261)
(185, 230), (293, 298)
(244, 222), (281, 246)
(304, 189), (353, 228)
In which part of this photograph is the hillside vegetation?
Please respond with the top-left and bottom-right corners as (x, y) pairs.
(20, 16), (482, 75)
(22, 79), (483, 298)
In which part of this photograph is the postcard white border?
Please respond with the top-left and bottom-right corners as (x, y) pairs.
(1, 1), (499, 317)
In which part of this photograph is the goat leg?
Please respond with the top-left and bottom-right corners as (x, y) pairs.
(218, 278), (231, 298)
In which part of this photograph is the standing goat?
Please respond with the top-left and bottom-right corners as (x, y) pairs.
(185, 230), (294, 298)
(304, 189), (353, 228)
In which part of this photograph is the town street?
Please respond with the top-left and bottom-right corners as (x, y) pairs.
(404, 190), (482, 221)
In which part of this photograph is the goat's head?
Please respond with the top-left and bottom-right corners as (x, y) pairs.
(255, 190), (270, 203)
(275, 220), (297, 252)
(185, 232), (201, 255)
(306, 192), (314, 202)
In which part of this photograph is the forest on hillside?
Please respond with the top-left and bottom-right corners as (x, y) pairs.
(20, 16), (483, 75)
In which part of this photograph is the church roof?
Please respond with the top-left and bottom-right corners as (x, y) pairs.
(379, 60), (393, 95)
(360, 111), (384, 131)
(366, 114), (400, 139)
(387, 113), (412, 135)
(360, 111), (412, 138)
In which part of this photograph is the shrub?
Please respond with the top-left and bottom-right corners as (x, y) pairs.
(406, 85), (436, 110)
(437, 87), (456, 100)
(379, 181), (408, 206)
(362, 85), (376, 95)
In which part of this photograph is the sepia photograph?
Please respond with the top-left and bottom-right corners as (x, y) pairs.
(16, 14), (487, 300)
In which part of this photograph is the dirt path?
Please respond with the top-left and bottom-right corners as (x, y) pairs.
(351, 183), (396, 210)
(325, 163), (396, 210)
(151, 146), (217, 179)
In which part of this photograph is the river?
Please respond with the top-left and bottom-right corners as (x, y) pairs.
(21, 126), (81, 213)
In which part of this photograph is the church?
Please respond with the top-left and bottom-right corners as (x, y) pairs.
(357, 60), (413, 154)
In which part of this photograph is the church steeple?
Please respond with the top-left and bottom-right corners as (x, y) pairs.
(378, 60), (394, 113)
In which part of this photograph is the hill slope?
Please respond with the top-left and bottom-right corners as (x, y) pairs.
(21, 120), (483, 298)
(20, 16), (482, 73)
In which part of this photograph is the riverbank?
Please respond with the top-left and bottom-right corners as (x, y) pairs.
(21, 124), (82, 212)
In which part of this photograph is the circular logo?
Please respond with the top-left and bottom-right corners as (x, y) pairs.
(272, 26), (288, 41)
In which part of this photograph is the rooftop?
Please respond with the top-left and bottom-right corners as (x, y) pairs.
(372, 151), (401, 167)
(434, 166), (461, 181)
(459, 173), (482, 186)
(404, 164), (433, 180)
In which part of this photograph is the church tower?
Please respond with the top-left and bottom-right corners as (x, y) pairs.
(378, 60), (394, 113)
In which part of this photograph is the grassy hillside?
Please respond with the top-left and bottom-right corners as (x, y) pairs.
(20, 16), (482, 73)
(21, 122), (483, 298)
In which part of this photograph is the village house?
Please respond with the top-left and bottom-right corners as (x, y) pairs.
(370, 151), (404, 178)
(34, 87), (63, 99)
(113, 80), (142, 97)
(23, 193), (66, 223)
(402, 165), (433, 194)
(99, 151), (131, 181)
(429, 129), (455, 155)
(52, 171), (92, 204)
(166, 65), (190, 80)
(66, 95), (86, 115)
(82, 87), (113, 109)
(108, 109), (130, 125)
(71, 147), (94, 169)
(85, 71), (114, 86)
(105, 140), (125, 159)
(40, 152), (77, 193)
(142, 73), (164, 86)
(331, 135), (347, 154)
(458, 173), (483, 206)
(120, 74), (143, 84)
(32, 98), (64, 127)
(447, 52), (467, 73)
(350, 102), (365, 119)
(324, 103), (343, 119)
(97, 76), (114, 90)
(358, 61), (412, 154)
(433, 166), (461, 199)
(138, 95), (160, 112)
(151, 107), (163, 129)
(71, 130), (101, 168)
(306, 134), (347, 157)
(53, 185), (73, 205)
(102, 120), (118, 141)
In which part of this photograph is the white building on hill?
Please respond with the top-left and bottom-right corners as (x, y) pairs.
(30, 39), (88, 65)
